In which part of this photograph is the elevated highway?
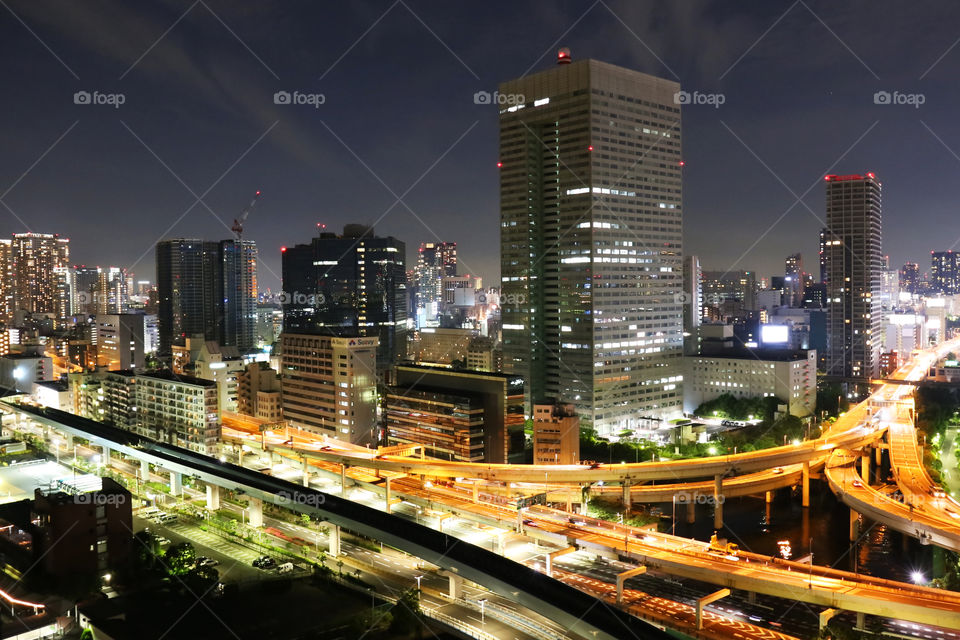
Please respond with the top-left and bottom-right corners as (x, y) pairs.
(2, 400), (670, 640)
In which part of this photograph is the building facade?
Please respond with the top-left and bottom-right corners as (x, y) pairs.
(10, 233), (70, 319)
(499, 55), (684, 434)
(683, 348), (817, 417)
(279, 333), (378, 445)
(281, 225), (407, 369)
(931, 251), (960, 295)
(95, 314), (145, 371)
(824, 173), (883, 379)
(532, 401), (580, 465)
(135, 371), (220, 454)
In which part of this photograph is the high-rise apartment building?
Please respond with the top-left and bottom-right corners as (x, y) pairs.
(499, 53), (683, 434)
(0, 239), (12, 321)
(414, 242), (457, 319)
(824, 173), (883, 379)
(682, 255), (702, 355)
(10, 233), (70, 318)
(281, 225), (407, 369)
(279, 333), (378, 445)
(155, 239), (258, 356)
(931, 251), (960, 295)
(899, 262), (920, 296)
(784, 253), (803, 307)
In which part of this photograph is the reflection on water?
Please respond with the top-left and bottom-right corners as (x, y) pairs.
(659, 484), (929, 582)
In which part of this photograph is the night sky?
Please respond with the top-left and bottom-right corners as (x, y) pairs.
(2, 1), (959, 291)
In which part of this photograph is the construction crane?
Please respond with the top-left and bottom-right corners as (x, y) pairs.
(231, 190), (262, 241)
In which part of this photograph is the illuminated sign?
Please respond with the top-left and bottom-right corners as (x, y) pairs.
(761, 325), (789, 344)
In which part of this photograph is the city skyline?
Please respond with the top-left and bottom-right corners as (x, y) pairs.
(4, 2), (960, 290)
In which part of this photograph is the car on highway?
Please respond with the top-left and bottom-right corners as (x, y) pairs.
(771, 467), (784, 474)
(931, 487), (947, 499)
(522, 519), (536, 527)
(567, 517), (586, 526)
(852, 479), (863, 488)
(196, 556), (219, 568)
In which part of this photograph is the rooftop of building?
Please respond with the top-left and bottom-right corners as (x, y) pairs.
(691, 347), (814, 363)
(138, 370), (217, 387)
(33, 379), (68, 392)
(396, 363), (521, 382)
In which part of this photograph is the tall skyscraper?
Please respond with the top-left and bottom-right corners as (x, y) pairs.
(824, 173), (882, 379)
(930, 251), (959, 295)
(220, 240), (258, 350)
(498, 53), (683, 433)
(281, 224), (407, 368)
(899, 262), (920, 296)
(682, 255), (702, 355)
(11, 233), (70, 319)
(784, 253), (802, 307)
(414, 241), (457, 322)
(156, 238), (258, 355)
(0, 239), (11, 322)
(819, 228), (829, 284)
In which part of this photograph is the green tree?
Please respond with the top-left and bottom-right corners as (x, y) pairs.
(163, 542), (197, 576)
(389, 588), (423, 636)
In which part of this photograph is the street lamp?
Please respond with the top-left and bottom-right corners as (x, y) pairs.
(478, 598), (487, 624)
(414, 575), (423, 591)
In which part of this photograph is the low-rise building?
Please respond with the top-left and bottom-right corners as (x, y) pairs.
(237, 361), (282, 422)
(385, 364), (525, 463)
(0, 352), (54, 392)
(532, 401), (580, 465)
(684, 348), (816, 417)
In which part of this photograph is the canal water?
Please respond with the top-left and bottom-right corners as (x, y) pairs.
(652, 477), (935, 583)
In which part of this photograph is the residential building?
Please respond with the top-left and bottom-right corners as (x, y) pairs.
(237, 362), (282, 422)
(10, 233), (70, 319)
(931, 251), (960, 295)
(136, 371), (220, 454)
(499, 53), (683, 434)
(824, 173), (883, 379)
(899, 262), (921, 296)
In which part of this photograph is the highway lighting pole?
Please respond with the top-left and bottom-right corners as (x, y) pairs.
(415, 575), (423, 592)
(479, 598), (487, 624)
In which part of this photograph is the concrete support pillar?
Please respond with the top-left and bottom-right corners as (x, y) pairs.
(861, 452), (870, 484)
(248, 497), (263, 528)
(802, 461), (810, 508)
(328, 524), (340, 556)
(101, 444), (111, 467)
(385, 477), (392, 514)
(566, 491), (573, 513)
(686, 500), (696, 524)
(169, 471), (181, 496)
(340, 464), (347, 493)
(855, 612), (866, 630)
(875, 445), (882, 466)
(622, 479), (631, 508)
(747, 591), (756, 604)
(849, 508), (859, 542)
(206, 484), (221, 511)
(713, 475), (723, 530)
(472, 481), (479, 504)
(697, 589), (730, 630)
(447, 573), (463, 600)
(616, 566), (646, 604)
(301, 457), (310, 487)
(765, 490), (773, 504)
(140, 459), (150, 481)
(819, 609), (838, 632)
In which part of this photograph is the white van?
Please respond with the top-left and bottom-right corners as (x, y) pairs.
(277, 562), (294, 574)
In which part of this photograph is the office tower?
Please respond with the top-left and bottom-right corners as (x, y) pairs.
(281, 225), (407, 369)
(931, 251), (960, 295)
(682, 255), (702, 355)
(824, 173), (882, 378)
(72, 266), (101, 315)
(220, 240), (258, 350)
(414, 242), (457, 321)
(155, 239), (258, 356)
(95, 314), (145, 370)
(498, 53), (683, 434)
(784, 253), (803, 307)
(385, 364), (525, 463)
(899, 262), (920, 296)
(279, 333), (378, 445)
(11, 233), (70, 318)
